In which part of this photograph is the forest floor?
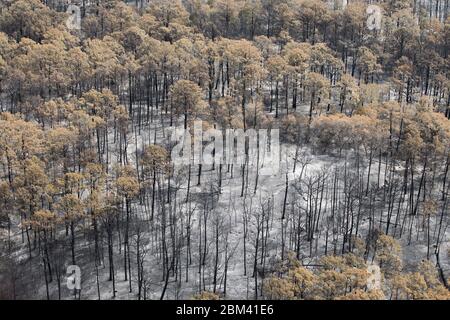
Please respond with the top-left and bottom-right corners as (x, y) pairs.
(4, 102), (449, 300)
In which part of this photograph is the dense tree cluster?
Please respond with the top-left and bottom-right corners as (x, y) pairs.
(264, 242), (450, 300)
(0, 0), (448, 300)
